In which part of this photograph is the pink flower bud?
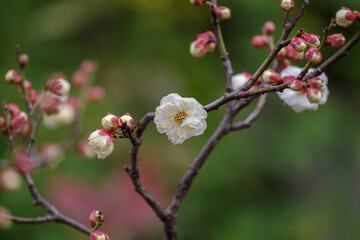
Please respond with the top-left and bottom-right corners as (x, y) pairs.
(89, 210), (104, 227)
(7, 103), (20, 116)
(10, 111), (28, 132)
(262, 69), (281, 84)
(1, 127), (8, 137)
(214, 6), (231, 20)
(326, 33), (345, 47)
(0, 169), (22, 192)
(354, 11), (360, 20)
(289, 80), (304, 91)
(24, 80), (32, 91)
(262, 21), (275, 35)
(286, 46), (304, 62)
(101, 113), (119, 130)
(291, 37), (307, 52)
(5, 70), (21, 84)
(189, 0), (205, 6)
(282, 75), (296, 84)
(307, 77), (323, 89)
(280, 0), (294, 11)
(196, 31), (217, 52)
(39, 92), (61, 114)
(86, 86), (105, 102)
(72, 70), (88, 88)
(90, 231), (110, 240)
(119, 113), (135, 131)
(305, 47), (322, 64)
(306, 87), (322, 103)
(28, 89), (38, 104)
(251, 35), (269, 49)
(77, 138), (96, 158)
(336, 7), (356, 28)
(304, 34), (320, 48)
(13, 147), (33, 173)
(190, 39), (208, 57)
(88, 130), (114, 159)
(19, 54), (29, 69)
(0, 117), (5, 128)
(45, 78), (71, 97)
(80, 60), (97, 74)
(0, 206), (12, 229)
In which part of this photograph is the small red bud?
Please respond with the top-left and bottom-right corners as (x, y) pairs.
(251, 35), (269, 49)
(214, 6), (232, 20)
(326, 33), (345, 47)
(19, 54), (29, 69)
(305, 47), (322, 64)
(86, 86), (105, 102)
(262, 21), (275, 35)
(89, 210), (104, 227)
(289, 80), (304, 91)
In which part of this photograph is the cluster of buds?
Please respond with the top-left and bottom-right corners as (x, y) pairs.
(283, 75), (325, 104)
(190, 31), (217, 57)
(214, 6), (232, 21)
(335, 7), (359, 28)
(88, 210), (110, 240)
(88, 113), (135, 159)
(72, 60), (97, 88)
(1, 103), (31, 139)
(289, 32), (322, 64)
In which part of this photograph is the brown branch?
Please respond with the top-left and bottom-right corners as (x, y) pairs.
(124, 113), (167, 222)
(207, 1), (234, 93)
(244, 0), (309, 89)
(230, 94), (267, 131)
(0, 212), (56, 224)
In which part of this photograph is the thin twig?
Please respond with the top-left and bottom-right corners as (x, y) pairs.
(230, 94), (267, 131)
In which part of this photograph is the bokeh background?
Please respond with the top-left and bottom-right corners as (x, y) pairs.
(1, 0), (360, 239)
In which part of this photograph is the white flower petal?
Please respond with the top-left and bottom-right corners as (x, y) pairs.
(154, 93), (207, 144)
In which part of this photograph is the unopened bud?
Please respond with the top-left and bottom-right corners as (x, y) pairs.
(13, 147), (32, 173)
(28, 89), (38, 104)
(251, 35), (269, 49)
(275, 47), (287, 60)
(5, 70), (21, 84)
(90, 231), (110, 240)
(286, 46), (304, 62)
(80, 60), (97, 74)
(291, 37), (307, 52)
(7, 103), (20, 116)
(89, 210), (104, 227)
(305, 47), (322, 64)
(19, 54), (29, 69)
(307, 77), (323, 89)
(39, 92), (61, 114)
(190, 39), (207, 57)
(304, 34), (320, 48)
(326, 33), (345, 47)
(354, 11), (360, 20)
(10, 111), (28, 131)
(306, 88), (322, 103)
(280, 0), (294, 12)
(189, 0), (205, 6)
(214, 6), (231, 20)
(262, 69), (280, 84)
(262, 21), (275, 35)
(101, 113), (119, 130)
(282, 75), (296, 84)
(86, 86), (105, 102)
(336, 7), (356, 28)
(72, 70), (88, 88)
(289, 80), (304, 91)
(119, 113), (135, 131)
(0, 169), (22, 192)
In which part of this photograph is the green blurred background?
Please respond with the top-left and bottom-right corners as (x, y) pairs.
(1, 0), (360, 239)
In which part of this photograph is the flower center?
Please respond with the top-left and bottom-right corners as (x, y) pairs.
(174, 111), (187, 123)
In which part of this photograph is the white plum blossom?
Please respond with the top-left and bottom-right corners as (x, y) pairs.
(88, 130), (114, 159)
(277, 66), (329, 112)
(231, 73), (251, 90)
(154, 93), (207, 145)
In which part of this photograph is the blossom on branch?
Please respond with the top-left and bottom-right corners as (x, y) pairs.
(88, 130), (114, 159)
(277, 66), (329, 112)
(154, 93), (207, 145)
